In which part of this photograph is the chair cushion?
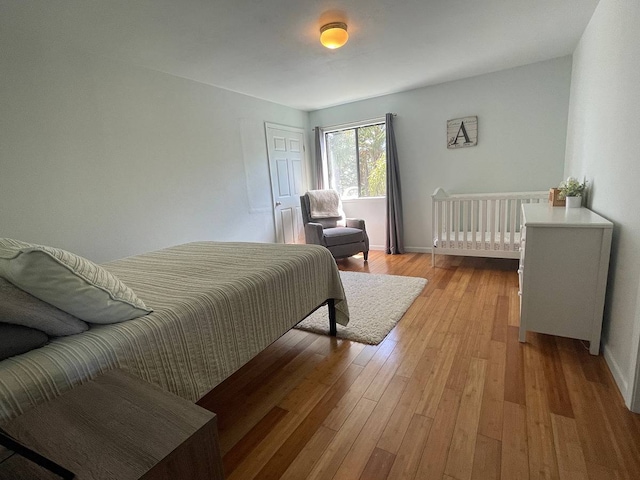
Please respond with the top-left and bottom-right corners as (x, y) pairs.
(323, 227), (365, 247)
(316, 217), (343, 229)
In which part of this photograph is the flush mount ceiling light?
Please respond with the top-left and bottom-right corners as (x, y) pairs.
(320, 22), (348, 49)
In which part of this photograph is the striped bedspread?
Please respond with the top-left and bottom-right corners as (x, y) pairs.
(0, 242), (348, 424)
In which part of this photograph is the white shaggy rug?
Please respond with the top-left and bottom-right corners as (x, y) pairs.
(295, 271), (427, 345)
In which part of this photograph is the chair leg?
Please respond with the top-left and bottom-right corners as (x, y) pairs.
(363, 251), (368, 262)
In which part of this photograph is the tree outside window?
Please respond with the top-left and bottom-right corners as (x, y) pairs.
(325, 123), (386, 199)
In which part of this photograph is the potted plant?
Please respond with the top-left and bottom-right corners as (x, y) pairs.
(558, 176), (586, 208)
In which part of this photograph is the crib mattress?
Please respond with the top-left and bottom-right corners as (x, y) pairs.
(434, 232), (522, 251)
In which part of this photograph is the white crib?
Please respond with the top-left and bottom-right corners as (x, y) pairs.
(431, 187), (548, 266)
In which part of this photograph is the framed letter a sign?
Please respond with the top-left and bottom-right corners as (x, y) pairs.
(447, 116), (478, 149)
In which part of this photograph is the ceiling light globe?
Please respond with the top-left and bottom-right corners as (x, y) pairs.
(320, 22), (348, 49)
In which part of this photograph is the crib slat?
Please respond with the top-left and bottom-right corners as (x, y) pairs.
(481, 200), (487, 251)
(462, 200), (469, 245)
(432, 198), (436, 251)
(471, 199), (477, 250)
(433, 200), (437, 244)
(453, 200), (459, 245)
(499, 199), (506, 251)
(489, 199), (496, 250)
(436, 200), (442, 249)
(509, 199), (517, 250)
(460, 201), (465, 244)
(440, 201), (443, 247)
(445, 200), (451, 248)
(436, 201), (439, 247)
(435, 200), (440, 247)
(442, 202), (447, 248)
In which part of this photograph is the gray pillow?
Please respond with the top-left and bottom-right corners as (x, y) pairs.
(0, 278), (89, 336)
(0, 323), (49, 361)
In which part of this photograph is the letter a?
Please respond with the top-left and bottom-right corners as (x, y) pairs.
(453, 122), (471, 145)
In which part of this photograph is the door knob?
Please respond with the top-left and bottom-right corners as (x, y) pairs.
(275, 202), (282, 207)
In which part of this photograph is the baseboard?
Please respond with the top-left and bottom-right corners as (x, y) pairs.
(603, 344), (631, 407)
(404, 246), (431, 253)
(368, 246), (431, 253)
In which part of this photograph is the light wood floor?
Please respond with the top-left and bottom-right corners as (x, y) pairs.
(198, 251), (640, 480)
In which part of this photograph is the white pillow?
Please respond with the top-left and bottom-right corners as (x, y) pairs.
(0, 238), (152, 324)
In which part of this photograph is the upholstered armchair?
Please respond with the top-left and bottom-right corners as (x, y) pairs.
(300, 190), (369, 261)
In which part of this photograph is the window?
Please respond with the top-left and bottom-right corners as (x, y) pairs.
(325, 122), (386, 199)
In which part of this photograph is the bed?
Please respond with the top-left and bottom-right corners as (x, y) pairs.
(431, 187), (548, 265)
(0, 241), (348, 424)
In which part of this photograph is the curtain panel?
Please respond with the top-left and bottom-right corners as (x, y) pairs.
(314, 127), (325, 190)
(385, 113), (405, 254)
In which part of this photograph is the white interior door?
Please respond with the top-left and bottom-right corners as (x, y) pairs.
(265, 123), (307, 244)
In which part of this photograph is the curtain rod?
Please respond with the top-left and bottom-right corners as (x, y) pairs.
(312, 114), (396, 131)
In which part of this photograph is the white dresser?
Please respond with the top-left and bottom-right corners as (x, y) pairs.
(518, 204), (612, 354)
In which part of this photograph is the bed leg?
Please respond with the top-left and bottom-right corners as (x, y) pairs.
(328, 299), (337, 336)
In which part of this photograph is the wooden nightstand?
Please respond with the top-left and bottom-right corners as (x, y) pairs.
(0, 370), (224, 479)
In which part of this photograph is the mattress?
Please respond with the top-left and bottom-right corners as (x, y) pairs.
(0, 242), (347, 423)
(434, 232), (522, 251)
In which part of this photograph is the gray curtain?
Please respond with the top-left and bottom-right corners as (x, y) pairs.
(314, 127), (325, 189)
(385, 113), (405, 254)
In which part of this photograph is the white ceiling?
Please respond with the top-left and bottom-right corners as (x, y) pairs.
(2, 0), (599, 111)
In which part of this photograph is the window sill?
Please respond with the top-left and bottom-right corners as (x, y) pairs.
(341, 196), (386, 202)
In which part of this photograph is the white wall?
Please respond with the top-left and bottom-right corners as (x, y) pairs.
(309, 57), (571, 252)
(564, 0), (640, 409)
(0, 41), (308, 263)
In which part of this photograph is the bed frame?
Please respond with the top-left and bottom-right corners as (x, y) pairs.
(0, 242), (347, 425)
(431, 187), (548, 266)
(304, 299), (337, 336)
